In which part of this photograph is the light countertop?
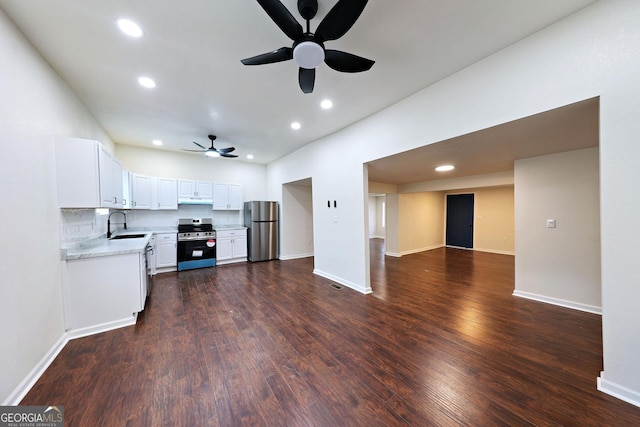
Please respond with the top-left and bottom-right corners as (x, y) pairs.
(62, 232), (153, 261)
(213, 224), (246, 230)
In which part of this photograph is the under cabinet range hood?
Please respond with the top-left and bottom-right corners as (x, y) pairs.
(177, 198), (212, 205)
(177, 179), (213, 205)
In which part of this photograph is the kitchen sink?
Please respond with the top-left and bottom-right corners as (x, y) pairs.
(110, 234), (146, 240)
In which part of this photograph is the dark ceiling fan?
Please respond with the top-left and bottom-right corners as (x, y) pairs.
(241, 0), (374, 94)
(183, 135), (238, 158)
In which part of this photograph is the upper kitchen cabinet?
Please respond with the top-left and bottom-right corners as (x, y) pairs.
(130, 173), (153, 210)
(55, 137), (124, 208)
(126, 174), (177, 210)
(154, 177), (178, 210)
(213, 182), (243, 210)
(178, 179), (213, 204)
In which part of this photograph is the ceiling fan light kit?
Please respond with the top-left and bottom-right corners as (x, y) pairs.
(293, 41), (325, 69)
(241, 0), (374, 94)
(182, 135), (238, 158)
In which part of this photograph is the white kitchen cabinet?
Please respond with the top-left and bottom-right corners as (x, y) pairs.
(155, 233), (177, 270)
(148, 235), (157, 275)
(55, 137), (124, 208)
(126, 175), (177, 210)
(213, 182), (243, 210)
(98, 145), (124, 208)
(216, 229), (247, 264)
(63, 252), (147, 332)
(122, 171), (132, 209)
(130, 173), (153, 209)
(178, 179), (213, 204)
(154, 177), (178, 210)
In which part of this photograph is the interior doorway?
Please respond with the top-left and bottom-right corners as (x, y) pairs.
(368, 194), (386, 239)
(281, 178), (314, 261)
(446, 193), (474, 248)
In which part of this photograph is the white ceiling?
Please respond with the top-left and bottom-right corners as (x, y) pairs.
(367, 97), (600, 185)
(1, 0), (598, 177)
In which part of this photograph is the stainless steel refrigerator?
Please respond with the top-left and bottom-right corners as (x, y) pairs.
(244, 201), (278, 262)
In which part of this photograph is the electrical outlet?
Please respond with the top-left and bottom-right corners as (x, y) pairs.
(546, 219), (556, 228)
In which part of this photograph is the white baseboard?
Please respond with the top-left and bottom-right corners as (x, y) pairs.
(598, 372), (640, 408)
(65, 315), (137, 341)
(216, 257), (248, 265)
(512, 290), (602, 315)
(2, 334), (68, 405)
(386, 244), (444, 258)
(3, 315), (137, 405)
(313, 269), (372, 294)
(279, 252), (314, 261)
(474, 247), (515, 256)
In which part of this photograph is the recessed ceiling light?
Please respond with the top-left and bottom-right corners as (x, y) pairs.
(152, 139), (163, 146)
(321, 99), (333, 110)
(435, 165), (455, 172)
(291, 122), (301, 130)
(205, 151), (220, 158)
(117, 19), (143, 38)
(246, 154), (254, 160)
(138, 76), (156, 88)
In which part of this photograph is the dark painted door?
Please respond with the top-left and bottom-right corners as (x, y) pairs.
(446, 194), (474, 248)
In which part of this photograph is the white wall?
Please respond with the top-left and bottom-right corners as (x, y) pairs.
(514, 148), (600, 312)
(0, 9), (112, 403)
(267, 1), (640, 406)
(368, 195), (385, 239)
(397, 192), (444, 255)
(115, 144), (267, 202)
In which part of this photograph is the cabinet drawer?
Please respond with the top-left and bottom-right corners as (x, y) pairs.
(216, 229), (246, 238)
(156, 233), (177, 242)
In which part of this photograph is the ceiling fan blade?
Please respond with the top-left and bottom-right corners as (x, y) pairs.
(324, 50), (374, 73)
(298, 67), (315, 94)
(257, 0), (303, 41)
(192, 141), (207, 150)
(216, 147), (236, 154)
(315, 0), (368, 42)
(182, 149), (206, 152)
(220, 153), (239, 158)
(241, 47), (293, 65)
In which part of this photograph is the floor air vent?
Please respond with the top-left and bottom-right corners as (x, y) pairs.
(330, 284), (343, 290)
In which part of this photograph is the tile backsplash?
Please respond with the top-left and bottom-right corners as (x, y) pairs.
(60, 209), (108, 246)
(60, 205), (243, 245)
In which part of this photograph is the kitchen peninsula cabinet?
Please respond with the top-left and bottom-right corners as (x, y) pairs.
(55, 137), (124, 208)
(63, 251), (147, 333)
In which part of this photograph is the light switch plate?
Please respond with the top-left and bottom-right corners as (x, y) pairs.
(546, 219), (556, 228)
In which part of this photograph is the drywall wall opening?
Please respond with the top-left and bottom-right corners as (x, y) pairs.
(281, 178), (314, 261)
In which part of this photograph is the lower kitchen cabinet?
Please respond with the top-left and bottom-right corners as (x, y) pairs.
(63, 252), (147, 332)
(216, 229), (247, 264)
(155, 232), (177, 271)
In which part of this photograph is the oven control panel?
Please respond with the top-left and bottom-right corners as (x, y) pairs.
(177, 231), (216, 241)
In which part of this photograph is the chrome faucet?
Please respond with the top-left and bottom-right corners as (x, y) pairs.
(107, 210), (127, 238)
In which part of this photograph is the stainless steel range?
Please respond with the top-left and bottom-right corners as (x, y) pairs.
(177, 218), (216, 271)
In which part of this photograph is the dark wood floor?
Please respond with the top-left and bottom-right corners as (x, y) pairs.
(23, 239), (640, 426)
